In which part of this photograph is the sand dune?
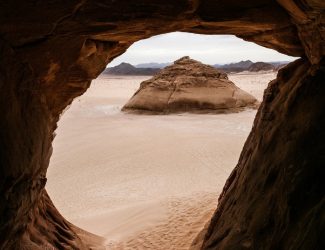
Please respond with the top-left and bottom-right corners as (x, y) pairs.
(47, 72), (276, 249)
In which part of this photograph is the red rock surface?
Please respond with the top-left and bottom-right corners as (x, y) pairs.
(0, 1), (324, 249)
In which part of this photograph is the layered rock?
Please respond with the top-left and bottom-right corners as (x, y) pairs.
(123, 57), (258, 114)
(0, 0), (324, 249)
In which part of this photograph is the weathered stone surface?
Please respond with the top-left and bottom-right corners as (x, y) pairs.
(0, 0), (324, 249)
(123, 56), (258, 114)
(192, 58), (325, 250)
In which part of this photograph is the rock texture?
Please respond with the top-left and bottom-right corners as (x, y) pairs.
(0, 0), (324, 249)
(192, 58), (325, 250)
(103, 62), (160, 75)
(122, 56), (258, 114)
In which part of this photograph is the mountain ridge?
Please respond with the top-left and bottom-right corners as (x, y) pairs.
(104, 60), (291, 75)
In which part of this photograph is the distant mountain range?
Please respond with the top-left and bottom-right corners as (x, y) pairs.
(135, 62), (171, 68)
(214, 60), (254, 73)
(248, 62), (276, 72)
(103, 60), (291, 75)
(213, 60), (289, 73)
(214, 60), (253, 69)
(103, 62), (161, 75)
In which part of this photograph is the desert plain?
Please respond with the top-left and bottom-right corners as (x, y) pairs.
(47, 71), (276, 249)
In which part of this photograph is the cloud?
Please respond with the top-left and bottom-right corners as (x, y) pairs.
(109, 32), (298, 66)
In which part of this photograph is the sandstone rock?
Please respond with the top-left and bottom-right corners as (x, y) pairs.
(0, 0), (324, 249)
(122, 56), (258, 114)
(194, 57), (325, 250)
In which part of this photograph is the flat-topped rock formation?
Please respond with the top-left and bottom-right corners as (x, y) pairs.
(122, 56), (258, 114)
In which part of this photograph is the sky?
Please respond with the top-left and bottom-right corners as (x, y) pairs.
(108, 32), (297, 67)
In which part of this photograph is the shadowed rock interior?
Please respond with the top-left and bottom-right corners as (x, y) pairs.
(0, 0), (324, 249)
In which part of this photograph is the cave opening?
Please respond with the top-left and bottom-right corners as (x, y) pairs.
(46, 32), (296, 248)
(1, 1), (324, 249)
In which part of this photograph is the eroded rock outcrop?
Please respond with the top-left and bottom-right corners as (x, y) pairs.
(123, 56), (258, 114)
(0, 0), (324, 249)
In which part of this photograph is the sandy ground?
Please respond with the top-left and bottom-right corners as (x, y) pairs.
(47, 72), (276, 249)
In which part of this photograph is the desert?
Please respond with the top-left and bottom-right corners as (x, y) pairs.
(47, 71), (276, 249)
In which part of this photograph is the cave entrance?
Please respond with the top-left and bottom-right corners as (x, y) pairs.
(46, 32), (296, 248)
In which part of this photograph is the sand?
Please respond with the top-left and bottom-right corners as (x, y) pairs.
(46, 72), (276, 249)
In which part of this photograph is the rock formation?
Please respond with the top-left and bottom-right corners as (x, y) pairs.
(248, 62), (276, 72)
(0, 0), (324, 249)
(103, 62), (160, 75)
(192, 58), (325, 250)
(122, 56), (258, 114)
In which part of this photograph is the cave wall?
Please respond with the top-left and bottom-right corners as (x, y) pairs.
(196, 58), (325, 250)
(0, 0), (324, 249)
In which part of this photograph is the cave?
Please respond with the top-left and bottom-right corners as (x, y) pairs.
(0, 1), (324, 249)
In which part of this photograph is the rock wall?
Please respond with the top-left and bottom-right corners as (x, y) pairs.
(194, 58), (325, 249)
(0, 0), (324, 249)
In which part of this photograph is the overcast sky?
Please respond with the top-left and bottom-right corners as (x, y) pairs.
(108, 32), (297, 66)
